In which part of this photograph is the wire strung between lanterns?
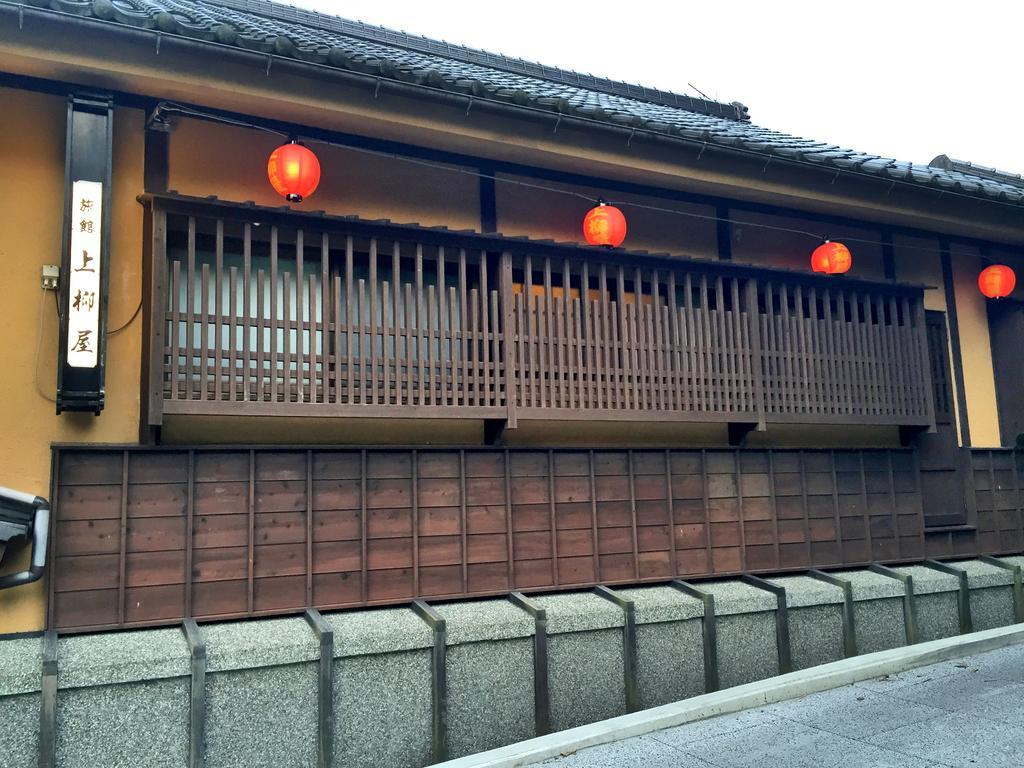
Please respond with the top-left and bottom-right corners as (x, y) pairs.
(154, 101), (1022, 264)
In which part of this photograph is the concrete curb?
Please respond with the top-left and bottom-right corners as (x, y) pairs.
(437, 622), (1024, 768)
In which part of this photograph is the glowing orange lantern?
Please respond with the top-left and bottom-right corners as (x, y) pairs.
(811, 241), (852, 275)
(267, 140), (321, 202)
(583, 200), (627, 248)
(978, 264), (1016, 299)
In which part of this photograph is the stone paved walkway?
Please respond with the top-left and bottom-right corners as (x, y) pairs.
(543, 644), (1024, 768)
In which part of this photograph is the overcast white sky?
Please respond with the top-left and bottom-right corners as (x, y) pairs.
(286, 0), (1024, 173)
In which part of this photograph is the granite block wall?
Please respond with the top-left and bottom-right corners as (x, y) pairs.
(2, 558), (1019, 768)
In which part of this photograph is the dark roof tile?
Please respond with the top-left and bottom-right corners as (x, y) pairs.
(17, 0), (1024, 206)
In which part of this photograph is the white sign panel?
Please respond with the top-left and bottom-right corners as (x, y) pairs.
(66, 179), (103, 368)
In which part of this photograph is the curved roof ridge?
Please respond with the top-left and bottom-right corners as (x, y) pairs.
(201, 0), (750, 121)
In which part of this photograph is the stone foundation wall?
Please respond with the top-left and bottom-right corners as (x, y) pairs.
(2, 557), (1021, 768)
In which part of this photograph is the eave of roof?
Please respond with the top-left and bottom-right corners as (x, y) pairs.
(5, 0), (1024, 209)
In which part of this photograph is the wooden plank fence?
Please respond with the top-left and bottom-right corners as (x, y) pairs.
(50, 444), (942, 633)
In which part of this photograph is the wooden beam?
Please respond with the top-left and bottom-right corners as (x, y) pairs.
(940, 240), (971, 446)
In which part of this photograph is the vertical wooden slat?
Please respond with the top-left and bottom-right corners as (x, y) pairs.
(545, 259), (555, 409)
(515, 292), (526, 411)
(589, 450), (600, 582)
(714, 276), (730, 414)
(504, 450), (516, 589)
(470, 289), (480, 407)
(257, 269), (266, 402)
(628, 271), (641, 411)
(779, 283), (792, 415)
(428, 284), (437, 406)
(581, 261), (593, 409)
(628, 451), (640, 579)
(360, 450), (368, 603)
(668, 271), (685, 411)
(524, 255), (535, 408)
(283, 272), (292, 404)
(665, 450), (678, 577)
(200, 264), (210, 402)
(617, 265), (631, 409)
(412, 450), (420, 596)
(609, 297), (620, 410)
(357, 279), (367, 405)
(185, 450), (194, 618)
(438, 247), (449, 407)
(652, 271), (666, 411)
(229, 266), (238, 401)
(185, 217), (196, 401)
(345, 236), (354, 404)
(243, 224), (252, 401)
(822, 287), (839, 416)
(306, 450), (313, 606)
(146, 208), (169, 423)
(794, 285), (809, 414)
(460, 450), (468, 593)
(321, 233), (330, 404)
(830, 450), (844, 566)
(699, 275), (714, 412)
(393, 242), (403, 406)
(746, 278), (766, 424)
(762, 282), (776, 416)
(171, 260), (181, 401)
(117, 451), (128, 626)
(214, 220), (224, 402)
(700, 450), (714, 569)
(573, 297), (585, 411)
(599, 263), (612, 410)
(382, 280), (391, 406)
(369, 239), (378, 406)
(449, 286), (459, 408)
(247, 450), (255, 614)
(548, 450), (559, 586)
(270, 227), (279, 403)
(309, 276), (317, 405)
(562, 259), (573, 409)
(333, 275), (342, 406)
(406, 283), (416, 405)
(684, 273), (699, 412)
(491, 291), (502, 409)
(295, 230), (305, 403)
(459, 250), (469, 407)
(416, 245), (425, 406)
(481, 252), (492, 407)
(807, 287), (823, 416)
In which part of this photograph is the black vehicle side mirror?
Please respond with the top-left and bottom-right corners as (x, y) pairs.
(0, 486), (50, 590)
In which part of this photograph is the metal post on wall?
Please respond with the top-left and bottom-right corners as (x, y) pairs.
(57, 92), (114, 415)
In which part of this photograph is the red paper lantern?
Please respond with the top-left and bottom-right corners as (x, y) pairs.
(267, 141), (321, 202)
(583, 200), (627, 248)
(978, 264), (1016, 299)
(811, 241), (852, 275)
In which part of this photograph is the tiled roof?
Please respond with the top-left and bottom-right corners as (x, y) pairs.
(14, 0), (1024, 206)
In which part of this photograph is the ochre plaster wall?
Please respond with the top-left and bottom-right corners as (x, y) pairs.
(167, 118), (481, 230)
(952, 247), (1001, 447)
(493, 173), (719, 259)
(0, 88), (144, 632)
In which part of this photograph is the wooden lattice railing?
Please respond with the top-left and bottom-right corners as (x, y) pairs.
(141, 195), (935, 430)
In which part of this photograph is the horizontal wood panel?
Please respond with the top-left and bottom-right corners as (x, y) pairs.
(50, 444), (1024, 632)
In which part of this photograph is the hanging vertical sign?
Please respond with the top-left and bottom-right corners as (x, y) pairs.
(57, 93), (113, 414)
(66, 180), (103, 368)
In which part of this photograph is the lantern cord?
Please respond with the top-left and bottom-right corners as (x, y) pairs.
(108, 297), (143, 335)
(33, 290), (56, 404)
(154, 101), (1017, 261)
